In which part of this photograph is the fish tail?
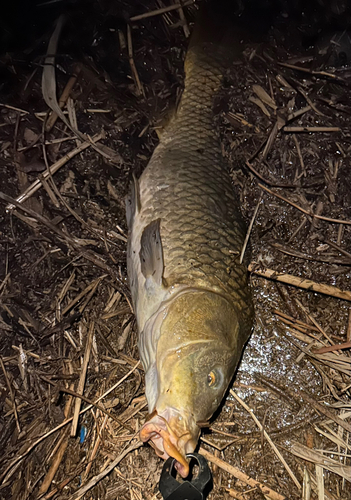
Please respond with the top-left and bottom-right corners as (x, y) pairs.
(188, 0), (277, 61)
(178, 1), (276, 124)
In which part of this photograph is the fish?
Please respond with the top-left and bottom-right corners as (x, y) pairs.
(126, 3), (254, 478)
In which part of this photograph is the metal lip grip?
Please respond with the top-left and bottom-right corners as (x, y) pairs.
(159, 453), (212, 500)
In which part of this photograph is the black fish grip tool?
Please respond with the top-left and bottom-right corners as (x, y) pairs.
(159, 453), (212, 500)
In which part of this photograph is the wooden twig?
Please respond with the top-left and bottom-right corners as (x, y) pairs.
(258, 183), (351, 225)
(38, 429), (69, 494)
(62, 277), (106, 316)
(297, 86), (324, 116)
(199, 448), (286, 500)
(67, 97), (81, 147)
(262, 122), (279, 160)
(70, 440), (143, 500)
(301, 346), (351, 377)
(177, 3), (190, 38)
(295, 298), (333, 344)
(130, 1), (194, 21)
(240, 195), (262, 264)
(0, 192), (128, 290)
(0, 103), (29, 114)
(0, 272), (11, 295)
(1, 361), (140, 484)
(42, 20), (120, 163)
(274, 310), (320, 332)
(71, 322), (95, 436)
(226, 112), (260, 132)
(225, 487), (247, 499)
(0, 357), (21, 434)
(325, 239), (351, 259)
(17, 135), (77, 151)
(5, 132), (104, 210)
(40, 134), (119, 249)
(293, 134), (305, 180)
(286, 389), (351, 434)
(244, 161), (295, 188)
(290, 442), (351, 482)
(313, 341), (351, 354)
(230, 390), (301, 489)
(127, 25), (145, 98)
(59, 387), (133, 431)
(287, 105), (311, 121)
(270, 241), (351, 265)
(278, 61), (343, 81)
(38, 172), (60, 207)
(249, 95), (271, 117)
(41, 465), (85, 499)
(252, 84), (277, 110)
(45, 68), (80, 132)
(278, 321), (323, 343)
(83, 414), (108, 480)
(288, 215), (308, 242)
(12, 345), (41, 360)
(248, 262), (351, 302)
(283, 126), (340, 133)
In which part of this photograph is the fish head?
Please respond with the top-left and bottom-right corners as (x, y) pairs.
(140, 290), (245, 477)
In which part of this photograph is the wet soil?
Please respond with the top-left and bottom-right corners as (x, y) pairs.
(0, 1), (350, 500)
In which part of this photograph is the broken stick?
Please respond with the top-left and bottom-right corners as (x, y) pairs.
(6, 132), (104, 210)
(200, 448), (285, 500)
(248, 263), (351, 302)
(71, 322), (95, 436)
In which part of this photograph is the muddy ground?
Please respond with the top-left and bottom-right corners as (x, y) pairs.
(0, 1), (350, 499)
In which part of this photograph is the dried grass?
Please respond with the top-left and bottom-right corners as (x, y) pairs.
(0, 1), (350, 499)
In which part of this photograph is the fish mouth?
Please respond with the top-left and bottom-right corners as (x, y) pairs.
(139, 408), (199, 478)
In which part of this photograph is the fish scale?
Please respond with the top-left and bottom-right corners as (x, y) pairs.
(127, 34), (254, 477)
(134, 47), (251, 310)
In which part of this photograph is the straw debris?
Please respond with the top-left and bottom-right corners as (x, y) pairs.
(0, 1), (350, 499)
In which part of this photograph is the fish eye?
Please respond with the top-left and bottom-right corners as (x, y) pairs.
(207, 370), (217, 387)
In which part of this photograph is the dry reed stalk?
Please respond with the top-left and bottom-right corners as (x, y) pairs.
(71, 322), (95, 436)
(200, 448), (286, 500)
(249, 263), (351, 302)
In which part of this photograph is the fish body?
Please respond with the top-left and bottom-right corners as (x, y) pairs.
(126, 25), (253, 477)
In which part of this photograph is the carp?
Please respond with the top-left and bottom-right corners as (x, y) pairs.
(126, 4), (254, 477)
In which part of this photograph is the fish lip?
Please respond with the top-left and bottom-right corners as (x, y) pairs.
(140, 408), (199, 478)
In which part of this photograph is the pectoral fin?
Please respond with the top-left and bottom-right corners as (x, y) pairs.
(126, 173), (141, 229)
(140, 219), (164, 286)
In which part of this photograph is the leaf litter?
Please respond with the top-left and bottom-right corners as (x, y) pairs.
(0, 1), (350, 499)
